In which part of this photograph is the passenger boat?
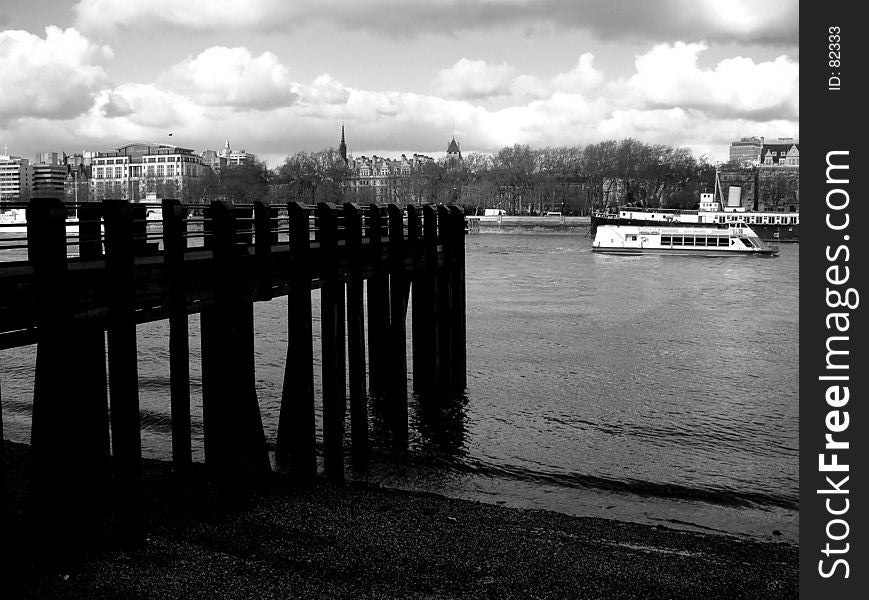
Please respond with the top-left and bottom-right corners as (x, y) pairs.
(0, 208), (30, 234)
(592, 224), (779, 257)
(0, 208), (98, 235)
(590, 171), (799, 242)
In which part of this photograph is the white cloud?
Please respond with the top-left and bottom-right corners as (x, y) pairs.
(511, 53), (604, 99)
(623, 42), (799, 120)
(3, 35), (797, 165)
(435, 59), (517, 100)
(296, 74), (352, 106)
(161, 46), (299, 110)
(550, 53), (605, 92)
(435, 54), (604, 103)
(0, 26), (112, 123)
(79, 83), (202, 138)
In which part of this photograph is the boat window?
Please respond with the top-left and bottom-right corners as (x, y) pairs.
(661, 235), (672, 245)
(683, 237), (695, 246)
(672, 236), (683, 245)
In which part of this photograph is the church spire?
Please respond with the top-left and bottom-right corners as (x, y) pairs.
(338, 122), (347, 164)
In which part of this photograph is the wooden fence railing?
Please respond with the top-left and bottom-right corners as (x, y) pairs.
(0, 197), (466, 550)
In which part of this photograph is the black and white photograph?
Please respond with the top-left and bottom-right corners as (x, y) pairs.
(0, 1), (852, 598)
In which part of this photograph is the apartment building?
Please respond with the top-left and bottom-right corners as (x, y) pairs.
(90, 143), (206, 201)
(0, 154), (33, 203)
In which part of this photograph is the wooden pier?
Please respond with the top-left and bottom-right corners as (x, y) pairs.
(0, 198), (467, 552)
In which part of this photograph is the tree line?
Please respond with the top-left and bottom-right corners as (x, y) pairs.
(188, 139), (721, 214)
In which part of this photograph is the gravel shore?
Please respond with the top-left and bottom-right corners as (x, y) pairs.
(2, 441), (797, 599)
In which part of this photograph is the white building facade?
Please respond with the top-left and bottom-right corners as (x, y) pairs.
(90, 143), (206, 201)
(0, 154), (33, 203)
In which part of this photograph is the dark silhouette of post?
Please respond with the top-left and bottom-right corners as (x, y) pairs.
(449, 206), (468, 392)
(75, 203), (112, 520)
(0, 382), (4, 520)
(343, 203), (368, 468)
(387, 204), (409, 445)
(162, 199), (192, 478)
(103, 200), (145, 545)
(26, 199), (112, 558)
(436, 205), (455, 393)
(366, 204), (390, 398)
(276, 202), (317, 481)
(200, 202), (270, 496)
(317, 203), (346, 480)
(415, 205), (440, 394)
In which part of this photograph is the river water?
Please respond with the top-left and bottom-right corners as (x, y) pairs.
(0, 229), (799, 541)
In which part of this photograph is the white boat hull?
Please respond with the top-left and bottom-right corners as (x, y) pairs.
(592, 224), (779, 257)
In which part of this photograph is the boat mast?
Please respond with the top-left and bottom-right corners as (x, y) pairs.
(714, 165), (725, 206)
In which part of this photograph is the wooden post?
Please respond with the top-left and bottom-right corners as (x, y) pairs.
(26, 199), (111, 557)
(200, 201), (270, 494)
(198, 201), (225, 476)
(27, 198), (72, 551)
(405, 204), (419, 309)
(74, 203), (112, 514)
(387, 204), (409, 445)
(276, 202), (316, 481)
(414, 205), (440, 393)
(365, 204), (389, 397)
(1, 382), (6, 525)
(436, 205), (454, 393)
(317, 203), (345, 480)
(161, 199), (192, 478)
(411, 205), (435, 393)
(449, 206), (468, 392)
(102, 200), (144, 545)
(343, 203), (368, 469)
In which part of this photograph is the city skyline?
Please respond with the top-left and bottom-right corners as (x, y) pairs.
(2, 0), (798, 166)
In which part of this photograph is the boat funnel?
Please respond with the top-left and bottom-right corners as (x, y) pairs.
(727, 186), (742, 208)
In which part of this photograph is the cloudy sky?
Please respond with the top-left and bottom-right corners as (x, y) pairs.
(1, 0), (798, 166)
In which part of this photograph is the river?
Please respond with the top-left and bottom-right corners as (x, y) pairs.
(0, 229), (799, 541)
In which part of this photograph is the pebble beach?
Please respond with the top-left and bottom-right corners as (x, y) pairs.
(2, 441), (797, 599)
